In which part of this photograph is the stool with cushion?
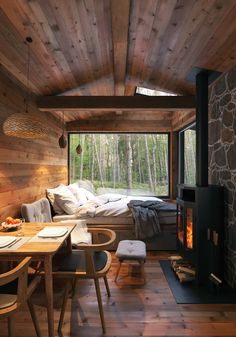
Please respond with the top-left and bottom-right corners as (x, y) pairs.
(115, 240), (146, 283)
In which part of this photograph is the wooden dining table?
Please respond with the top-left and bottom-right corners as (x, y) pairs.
(0, 222), (76, 337)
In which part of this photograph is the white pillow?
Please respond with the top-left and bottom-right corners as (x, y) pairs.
(76, 180), (96, 194)
(83, 188), (95, 200)
(54, 187), (80, 215)
(67, 184), (88, 205)
(46, 184), (66, 214)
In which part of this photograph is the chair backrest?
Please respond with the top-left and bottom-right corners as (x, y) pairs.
(21, 198), (52, 223)
(53, 228), (116, 278)
(81, 228), (116, 276)
(0, 257), (32, 314)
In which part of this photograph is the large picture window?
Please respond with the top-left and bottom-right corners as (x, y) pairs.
(178, 123), (196, 185)
(69, 133), (169, 197)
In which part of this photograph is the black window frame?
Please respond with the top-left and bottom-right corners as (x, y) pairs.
(178, 122), (196, 185)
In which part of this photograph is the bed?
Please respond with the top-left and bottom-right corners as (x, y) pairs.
(46, 182), (177, 250)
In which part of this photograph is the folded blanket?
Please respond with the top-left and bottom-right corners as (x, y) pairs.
(127, 200), (177, 239)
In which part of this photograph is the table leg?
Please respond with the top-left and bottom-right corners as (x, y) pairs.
(66, 235), (72, 252)
(44, 255), (54, 337)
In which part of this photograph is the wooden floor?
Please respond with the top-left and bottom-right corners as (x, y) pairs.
(1, 252), (236, 337)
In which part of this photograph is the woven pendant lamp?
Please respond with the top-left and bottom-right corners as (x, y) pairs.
(76, 144), (82, 154)
(3, 37), (47, 140)
(3, 113), (47, 139)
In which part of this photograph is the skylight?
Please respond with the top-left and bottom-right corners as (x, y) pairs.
(136, 86), (177, 96)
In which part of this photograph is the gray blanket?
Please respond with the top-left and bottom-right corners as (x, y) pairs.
(127, 200), (177, 240)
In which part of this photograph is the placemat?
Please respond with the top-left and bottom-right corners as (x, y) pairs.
(0, 237), (31, 250)
(29, 231), (69, 243)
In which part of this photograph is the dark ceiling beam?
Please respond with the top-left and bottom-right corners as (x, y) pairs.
(37, 95), (196, 111)
(111, 0), (130, 96)
(66, 119), (171, 132)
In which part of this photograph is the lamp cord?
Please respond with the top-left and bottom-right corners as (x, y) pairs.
(25, 37), (32, 114)
(62, 112), (65, 135)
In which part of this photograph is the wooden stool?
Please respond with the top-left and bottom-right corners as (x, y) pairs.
(115, 240), (146, 283)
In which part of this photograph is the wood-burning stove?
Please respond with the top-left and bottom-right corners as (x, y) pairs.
(177, 184), (224, 284)
(176, 68), (224, 285)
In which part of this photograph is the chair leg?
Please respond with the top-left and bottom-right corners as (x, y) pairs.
(139, 260), (145, 284)
(27, 298), (42, 337)
(114, 260), (122, 282)
(103, 276), (111, 297)
(68, 278), (77, 298)
(8, 316), (15, 337)
(94, 278), (106, 334)
(58, 281), (71, 333)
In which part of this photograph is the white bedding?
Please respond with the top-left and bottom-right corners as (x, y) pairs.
(52, 193), (177, 225)
(48, 183), (176, 226)
(74, 194), (162, 218)
(96, 195), (164, 217)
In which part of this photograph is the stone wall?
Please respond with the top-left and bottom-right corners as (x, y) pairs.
(209, 66), (236, 288)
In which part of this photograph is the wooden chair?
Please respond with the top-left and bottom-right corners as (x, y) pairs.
(53, 228), (116, 334)
(0, 257), (41, 337)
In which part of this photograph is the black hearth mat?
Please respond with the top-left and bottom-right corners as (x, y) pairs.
(160, 260), (236, 304)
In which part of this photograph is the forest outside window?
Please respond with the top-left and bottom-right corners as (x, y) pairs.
(178, 123), (196, 185)
(69, 133), (170, 197)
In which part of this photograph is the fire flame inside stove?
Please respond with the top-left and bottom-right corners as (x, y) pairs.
(187, 220), (193, 249)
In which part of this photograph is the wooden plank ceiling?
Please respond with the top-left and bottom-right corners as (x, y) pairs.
(0, 0), (235, 128)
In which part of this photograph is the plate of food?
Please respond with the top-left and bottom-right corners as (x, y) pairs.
(1, 217), (23, 231)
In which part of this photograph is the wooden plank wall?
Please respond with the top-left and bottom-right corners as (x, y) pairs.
(172, 110), (195, 131)
(0, 71), (68, 222)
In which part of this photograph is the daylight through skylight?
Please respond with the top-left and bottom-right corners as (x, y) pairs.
(136, 86), (177, 96)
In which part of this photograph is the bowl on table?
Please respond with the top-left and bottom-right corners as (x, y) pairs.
(1, 218), (23, 231)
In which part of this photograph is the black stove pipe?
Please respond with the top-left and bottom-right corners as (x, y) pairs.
(196, 72), (209, 187)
